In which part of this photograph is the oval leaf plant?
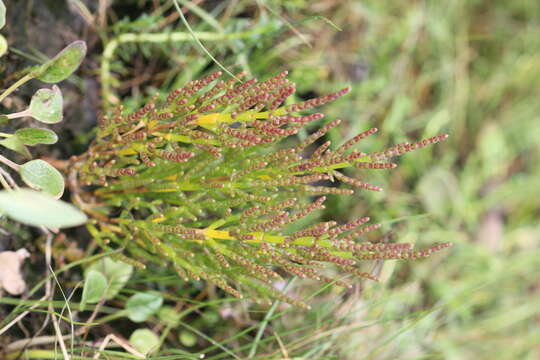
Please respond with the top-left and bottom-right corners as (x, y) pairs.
(36, 40), (87, 83)
(20, 159), (64, 198)
(28, 85), (63, 124)
(80, 270), (108, 311)
(0, 34), (7, 58)
(15, 128), (58, 145)
(126, 292), (163, 323)
(0, 0), (5, 30)
(85, 257), (133, 300)
(129, 329), (160, 356)
(0, 189), (87, 228)
(0, 136), (31, 158)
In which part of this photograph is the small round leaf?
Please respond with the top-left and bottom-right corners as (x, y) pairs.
(80, 270), (107, 311)
(129, 329), (160, 355)
(28, 86), (63, 124)
(0, 136), (31, 158)
(126, 292), (163, 323)
(0, 189), (87, 228)
(36, 40), (87, 83)
(0, 34), (7, 58)
(20, 159), (64, 198)
(179, 330), (197, 347)
(15, 128), (58, 145)
(85, 257), (133, 300)
(158, 306), (180, 327)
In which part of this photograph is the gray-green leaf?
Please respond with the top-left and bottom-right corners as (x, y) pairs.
(0, 136), (31, 158)
(129, 329), (160, 355)
(0, 189), (87, 228)
(20, 159), (64, 198)
(85, 257), (133, 300)
(36, 40), (86, 83)
(28, 86), (63, 124)
(0, 34), (7, 58)
(0, 0), (5, 30)
(80, 270), (107, 311)
(126, 292), (163, 323)
(15, 128), (58, 145)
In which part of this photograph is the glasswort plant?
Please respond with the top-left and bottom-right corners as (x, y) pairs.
(72, 71), (451, 308)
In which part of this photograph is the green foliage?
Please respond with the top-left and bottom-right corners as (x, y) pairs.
(85, 257), (134, 300)
(27, 85), (63, 123)
(80, 270), (107, 310)
(0, 189), (87, 228)
(35, 40), (87, 83)
(129, 328), (160, 355)
(0, 0), (5, 30)
(126, 291), (163, 322)
(14, 128), (58, 145)
(74, 71), (450, 307)
(0, 3), (86, 229)
(20, 159), (64, 198)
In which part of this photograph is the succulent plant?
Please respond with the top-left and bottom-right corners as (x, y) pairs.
(72, 71), (451, 308)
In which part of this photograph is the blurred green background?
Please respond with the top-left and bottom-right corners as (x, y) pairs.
(2, 0), (539, 358)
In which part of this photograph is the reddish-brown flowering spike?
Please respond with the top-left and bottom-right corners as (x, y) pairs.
(197, 80), (226, 104)
(229, 253), (280, 279)
(119, 130), (146, 143)
(109, 168), (135, 177)
(194, 143), (221, 158)
(247, 211), (289, 232)
(98, 116), (110, 129)
(211, 78), (257, 107)
(254, 174), (330, 187)
(288, 159), (325, 173)
(339, 223), (383, 243)
(139, 152), (156, 168)
(332, 171), (383, 192)
(313, 141), (331, 158)
(371, 134), (449, 161)
(283, 113), (325, 126)
(269, 84), (296, 110)
(157, 150), (195, 162)
(289, 221), (336, 240)
(336, 127), (378, 155)
(211, 278), (242, 298)
(397, 242), (453, 259)
(184, 129), (214, 140)
(327, 216), (371, 237)
(284, 87), (350, 113)
(198, 103), (217, 113)
(297, 119), (342, 150)
(354, 162), (398, 170)
(221, 125), (263, 143)
(299, 185), (354, 196)
(335, 150), (368, 163)
(250, 120), (298, 137)
(127, 102), (156, 123)
(340, 266), (380, 281)
(304, 245), (356, 266)
(166, 88), (183, 105)
(243, 198), (297, 220)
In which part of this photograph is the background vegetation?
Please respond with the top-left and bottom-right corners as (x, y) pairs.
(1, 0), (539, 359)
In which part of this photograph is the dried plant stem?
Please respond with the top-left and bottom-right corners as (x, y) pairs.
(100, 26), (276, 109)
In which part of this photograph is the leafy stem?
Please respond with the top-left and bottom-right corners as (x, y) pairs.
(0, 74), (33, 103)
